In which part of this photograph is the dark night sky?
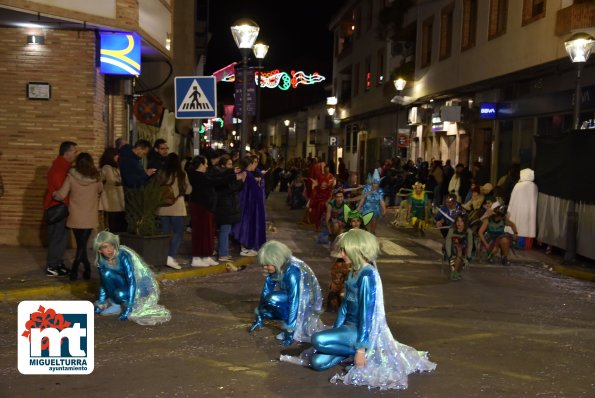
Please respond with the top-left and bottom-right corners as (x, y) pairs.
(204, 0), (344, 118)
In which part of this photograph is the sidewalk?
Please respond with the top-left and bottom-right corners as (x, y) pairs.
(1, 193), (593, 301)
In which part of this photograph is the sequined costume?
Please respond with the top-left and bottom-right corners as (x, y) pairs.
(95, 244), (171, 326)
(305, 264), (435, 390)
(360, 185), (384, 218)
(252, 256), (325, 344)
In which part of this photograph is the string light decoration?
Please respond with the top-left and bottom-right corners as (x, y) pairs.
(199, 117), (225, 134)
(220, 69), (326, 90)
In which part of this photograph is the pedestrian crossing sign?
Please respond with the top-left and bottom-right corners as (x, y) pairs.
(174, 76), (217, 119)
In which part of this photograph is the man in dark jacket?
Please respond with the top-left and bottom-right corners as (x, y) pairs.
(213, 156), (245, 262)
(119, 139), (154, 190)
(147, 139), (169, 170)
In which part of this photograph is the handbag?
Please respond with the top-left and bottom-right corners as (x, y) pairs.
(46, 202), (69, 225)
(160, 184), (177, 207)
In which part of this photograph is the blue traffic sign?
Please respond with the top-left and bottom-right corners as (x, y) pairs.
(174, 76), (217, 119)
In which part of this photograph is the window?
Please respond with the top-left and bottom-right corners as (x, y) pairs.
(522, 0), (545, 26)
(354, 63), (360, 97)
(461, 0), (478, 51)
(365, 57), (372, 91)
(421, 16), (434, 68)
(488, 0), (508, 39)
(377, 49), (385, 85)
(439, 3), (454, 60)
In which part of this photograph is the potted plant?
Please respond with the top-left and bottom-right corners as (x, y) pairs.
(119, 179), (171, 267)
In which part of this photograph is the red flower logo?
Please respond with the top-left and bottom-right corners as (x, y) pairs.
(21, 305), (72, 350)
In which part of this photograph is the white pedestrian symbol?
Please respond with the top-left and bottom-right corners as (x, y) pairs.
(178, 80), (214, 112)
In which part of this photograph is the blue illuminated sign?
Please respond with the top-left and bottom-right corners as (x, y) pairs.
(99, 32), (141, 76)
(479, 102), (497, 119)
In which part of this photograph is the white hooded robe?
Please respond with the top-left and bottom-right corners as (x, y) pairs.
(508, 168), (538, 238)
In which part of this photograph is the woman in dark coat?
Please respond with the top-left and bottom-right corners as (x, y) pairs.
(214, 155), (245, 262)
(187, 155), (244, 267)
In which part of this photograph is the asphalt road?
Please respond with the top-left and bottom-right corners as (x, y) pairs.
(1, 192), (594, 397)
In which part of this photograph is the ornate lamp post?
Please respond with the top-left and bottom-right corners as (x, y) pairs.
(231, 19), (260, 158)
(393, 77), (407, 158)
(253, 42), (269, 148)
(563, 32), (594, 264)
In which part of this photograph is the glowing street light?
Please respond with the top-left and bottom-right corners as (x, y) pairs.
(231, 19), (260, 158)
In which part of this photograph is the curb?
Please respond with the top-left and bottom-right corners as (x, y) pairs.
(0, 256), (256, 302)
(551, 265), (595, 282)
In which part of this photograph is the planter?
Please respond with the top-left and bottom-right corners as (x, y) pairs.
(119, 233), (171, 267)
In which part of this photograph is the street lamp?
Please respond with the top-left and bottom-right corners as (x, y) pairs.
(393, 77), (407, 158)
(327, 96), (337, 166)
(563, 32), (594, 264)
(284, 119), (290, 167)
(253, 42), (269, 148)
(231, 19), (260, 159)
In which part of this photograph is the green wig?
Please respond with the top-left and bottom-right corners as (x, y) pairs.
(334, 229), (380, 271)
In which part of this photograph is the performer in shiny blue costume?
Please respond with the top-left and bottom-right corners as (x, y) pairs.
(93, 231), (171, 325)
(308, 229), (436, 390)
(356, 169), (386, 235)
(249, 240), (325, 345)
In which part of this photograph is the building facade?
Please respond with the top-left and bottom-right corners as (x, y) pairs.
(0, 0), (205, 246)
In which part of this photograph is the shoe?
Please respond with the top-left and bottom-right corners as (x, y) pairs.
(45, 267), (59, 277)
(205, 257), (219, 266)
(100, 303), (121, 316)
(219, 255), (234, 262)
(240, 249), (258, 256)
(166, 256), (182, 270)
(501, 256), (510, 266)
(191, 257), (209, 267)
(56, 264), (70, 276)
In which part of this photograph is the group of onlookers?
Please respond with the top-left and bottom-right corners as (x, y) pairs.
(43, 138), (272, 278)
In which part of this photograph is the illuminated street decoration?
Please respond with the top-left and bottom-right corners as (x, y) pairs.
(199, 117), (225, 133)
(219, 69), (326, 90)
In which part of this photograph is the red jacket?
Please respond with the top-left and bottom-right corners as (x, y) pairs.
(44, 156), (71, 210)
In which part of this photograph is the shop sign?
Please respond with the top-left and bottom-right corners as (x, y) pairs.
(99, 32), (141, 76)
(480, 102), (497, 119)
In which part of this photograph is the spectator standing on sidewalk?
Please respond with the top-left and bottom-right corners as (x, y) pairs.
(188, 155), (243, 267)
(232, 155), (266, 256)
(119, 139), (155, 191)
(214, 155), (245, 262)
(99, 147), (126, 233)
(53, 152), (103, 281)
(44, 141), (79, 277)
(147, 138), (169, 170)
(157, 153), (192, 270)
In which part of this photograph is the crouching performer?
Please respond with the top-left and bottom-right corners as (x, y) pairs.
(93, 231), (171, 325)
(309, 229), (436, 390)
(249, 240), (325, 346)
